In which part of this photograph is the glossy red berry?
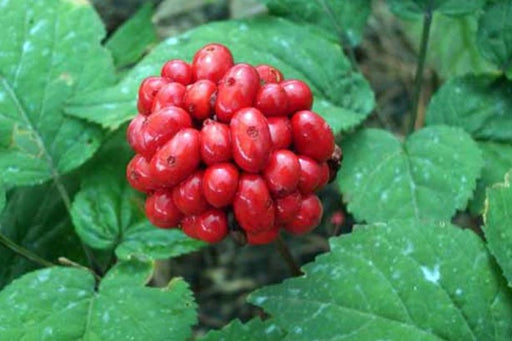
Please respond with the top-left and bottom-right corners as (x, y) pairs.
(200, 119), (232, 165)
(138, 77), (168, 115)
(292, 110), (335, 162)
(196, 209), (229, 243)
(161, 59), (193, 85)
(145, 190), (183, 228)
(297, 155), (322, 194)
(192, 43), (234, 82)
(246, 227), (279, 245)
(267, 117), (292, 150)
(255, 83), (288, 117)
(126, 154), (154, 193)
(151, 82), (186, 113)
(284, 194), (323, 235)
(183, 80), (217, 121)
(150, 128), (201, 187)
(275, 191), (302, 225)
(256, 64), (284, 84)
(181, 215), (198, 239)
(203, 163), (239, 208)
(127, 114), (147, 156)
(231, 108), (272, 173)
(215, 63), (260, 122)
(142, 106), (192, 159)
(233, 174), (275, 234)
(317, 162), (330, 191)
(263, 150), (300, 197)
(281, 79), (313, 114)
(172, 170), (210, 215)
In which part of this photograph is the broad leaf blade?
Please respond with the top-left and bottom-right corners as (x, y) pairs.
(250, 220), (512, 340)
(105, 3), (158, 69)
(484, 170), (512, 286)
(262, 0), (371, 46)
(337, 126), (482, 222)
(201, 318), (286, 341)
(0, 0), (115, 187)
(0, 259), (197, 340)
(66, 17), (375, 133)
(387, 0), (484, 19)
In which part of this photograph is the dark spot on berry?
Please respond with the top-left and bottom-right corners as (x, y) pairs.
(247, 126), (258, 138)
(206, 46), (215, 52)
(188, 103), (196, 114)
(167, 156), (176, 165)
(226, 77), (236, 86)
(130, 170), (140, 180)
(209, 91), (217, 106)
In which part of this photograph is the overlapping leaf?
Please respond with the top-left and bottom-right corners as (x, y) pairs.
(0, 0), (115, 187)
(249, 220), (512, 340)
(337, 126), (482, 222)
(0, 259), (197, 340)
(66, 17), (375, 133)
(387, 0), (484, 19)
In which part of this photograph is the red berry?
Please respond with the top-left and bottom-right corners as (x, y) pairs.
(291, 110), (335, 162)
(127, 114), (148, 156)
(196, 209), (228, 243)
(200, 119), (232, 165)
(297, 155), (322, 194)
(203, 163), (239, 208)
(267, 117), (292, 150)
(161, 59), (193, 85)
(231, 108), (272, 173)
(181, 215), (198, 239)
(172, 170), (210, 215)
(138, 77), (167, 115)
(263, 150), (300, 197)
(317, 162), (330, 190)
(150, 128), (201, 187)
(246, 227), (279, 245)
(256, 64), (284, 84)
(151, 82), (186, 113)
(284, 194), (323, 235)
(330, 211), (345, 226)
(233, 174), (275, 234)
(215, 63), (260, 122)
(255, 83), (289, 117)
(183, 80), (217, 121)
(281, 79), (313, 114)
(192, 43), (234, 82)
(145, 190), (183, 228)
(275, 191), (302, 225)
(126, 154), (155, 193)
(142, 106), (192, 159)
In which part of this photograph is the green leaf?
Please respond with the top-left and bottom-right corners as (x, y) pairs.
(250, 220), (512, 340)
(0, 0), (115, 187)
(0, 180), (85, 288)
(70, 131), (204, 259)
(484, 170), (512, 286)
(201, 318), (286, 341)
(65, 16), (375, 132)
(105, 3), (158, 69)
(261, 0), (371, 46)
(477, 0), (512, 70)
(337, 126), (483, 222)
(469, 142), (512, 214)
(387, 0), (485, 19)
(403, 13), (496, 78)
(0, 259), (197, 340)
(0, 188), (4, 213)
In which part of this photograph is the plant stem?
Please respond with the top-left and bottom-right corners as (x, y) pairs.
(409, 5), (433, 134)
(275, 235), (303, 277)
(0, 231), (54, 267)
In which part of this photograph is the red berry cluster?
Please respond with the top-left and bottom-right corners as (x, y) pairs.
(126, 43), (338, 245)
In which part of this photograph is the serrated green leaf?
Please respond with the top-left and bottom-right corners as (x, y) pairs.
(65, 16), (375, 132)
(105, 3), (158, 69)
(484, 170), (512, 286)
(338, 126), (483, 222)
(469, 142), (512, 214)
(0, 180), (85, 288)
(261, 0), (371, 46)
(477, 0), (512, 70)
(70, 131), (204, 259)
(387, 0), (485, 19)
(250, 220), (512, 340)
(0, 0), (115, 187)
(201, 318), (286, 341)
(403, 13), (496, 78)
(0, 259), (197, 340)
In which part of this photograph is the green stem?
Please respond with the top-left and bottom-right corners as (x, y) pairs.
(409, 4), (433, 134)
(275, 235), (303, 277)
(0, 231), (54, 267)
